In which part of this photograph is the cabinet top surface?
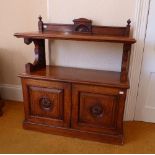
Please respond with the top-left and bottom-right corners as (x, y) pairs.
(19, 66), (129, 89)
(14, 31), (136, 44)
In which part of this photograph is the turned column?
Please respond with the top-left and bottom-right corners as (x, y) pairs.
(120, 19), (132, 82)
(120, 43), (132, 82)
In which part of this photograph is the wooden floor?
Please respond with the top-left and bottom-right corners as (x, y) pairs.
(0, 101), (155, 154)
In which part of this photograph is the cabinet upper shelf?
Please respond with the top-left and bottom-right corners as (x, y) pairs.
(14, 31), (136, 44)
(14, 17), (136, 83)
(14, 17), (136, 44)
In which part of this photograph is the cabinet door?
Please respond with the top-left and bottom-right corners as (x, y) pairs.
(22, 79), (71, 128)
(72, 84), (126, 135)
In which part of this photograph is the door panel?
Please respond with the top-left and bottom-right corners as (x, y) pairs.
(72, 84), (126, 135)
(79, 92), (118, 128)
(22, 79), (71, 128)
(29, 86), (64, 120)
(135, 0), (155, 122)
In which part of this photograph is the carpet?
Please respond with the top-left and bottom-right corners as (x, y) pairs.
(0, 101), (155, 154)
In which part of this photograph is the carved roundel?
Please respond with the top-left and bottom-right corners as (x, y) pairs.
(39, 97), (53, 111)
(73, 18), (92, 33)
(90, 104), (104, 118)
(75, 24), (90, 33)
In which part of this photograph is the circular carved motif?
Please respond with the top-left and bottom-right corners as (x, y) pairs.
(75, 25), (89, 32)
(39, 97), (53, 111)
(90, 104), (103, 117)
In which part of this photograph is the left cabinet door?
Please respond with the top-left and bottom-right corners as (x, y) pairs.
(21, 79), (71, 128)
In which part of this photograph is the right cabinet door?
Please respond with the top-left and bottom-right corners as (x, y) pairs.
(72, 84), (126, 135)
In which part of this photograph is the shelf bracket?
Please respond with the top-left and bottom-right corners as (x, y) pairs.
(24, 38), (46, 73)
(120, 43), (131, 82)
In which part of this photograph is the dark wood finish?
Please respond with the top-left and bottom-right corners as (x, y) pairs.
(14, 17), (136, 82)
(73, 18), (92, 33)
(22, 79), (71, 128)
(15, 17), (136, 81)
(21, 77), (126, 144)
(15, 32), (135, 44)
(72, 84), (126, 136)
(121, 44), (132, 82)
(19, 66), (129, 89)
(125, 19), (131, 36)
(37, 17), (132, 37)
(24, 38), (46, 73)
(15, 17), (136, 43)
(38, 16), (44, 33)
(14, 17), (136, 145)
(23, 121), (124, 145)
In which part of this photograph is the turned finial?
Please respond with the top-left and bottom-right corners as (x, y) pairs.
(127, 19), (131, 26)
(125, 19), (131, 36)
(38, 15), (44, 32)
(39, 16), (42, 22)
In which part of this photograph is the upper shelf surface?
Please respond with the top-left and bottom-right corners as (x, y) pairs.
(14, 31), (136, 44)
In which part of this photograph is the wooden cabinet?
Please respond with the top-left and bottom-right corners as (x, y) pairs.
(21, 76), (126, 144)
(15, 17), (136, 144)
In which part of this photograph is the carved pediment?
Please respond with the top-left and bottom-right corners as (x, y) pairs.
(73, 18), (92, 34)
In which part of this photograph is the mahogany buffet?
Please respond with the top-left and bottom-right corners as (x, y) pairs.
(14, 17), (136, 144)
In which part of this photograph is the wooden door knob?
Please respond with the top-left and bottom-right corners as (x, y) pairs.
(39, 97), (53, 111)
(90, 104), (103, 118)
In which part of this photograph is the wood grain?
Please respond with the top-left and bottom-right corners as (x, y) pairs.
(71, 84), (126, 136)
(21, 79), (71, 128)
(15, 31), (136, 44)
(24, 39), (46, 73)
(19, 66), (129, 89)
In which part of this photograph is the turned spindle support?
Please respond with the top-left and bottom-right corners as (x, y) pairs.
(120, 19), (132, 82)
(120, 43), (132, 82)
(24, 38), (46, 73)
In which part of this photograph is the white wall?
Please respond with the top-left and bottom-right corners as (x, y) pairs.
(0, 0), (47, 101)
(0, 0), (47, 85)
(48, 0), (136, 71)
